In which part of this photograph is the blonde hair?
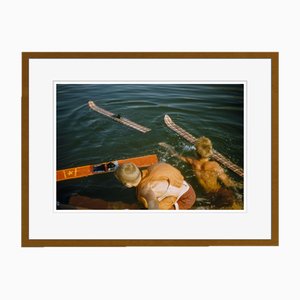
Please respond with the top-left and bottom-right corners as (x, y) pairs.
(115, 163), (141, 186)
(195, 136), (213, 158)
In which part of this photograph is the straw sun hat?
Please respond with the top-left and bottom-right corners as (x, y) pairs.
(115, 162), (141, 187)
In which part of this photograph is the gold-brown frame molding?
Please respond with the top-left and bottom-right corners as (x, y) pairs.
(22, 52), (279, 247)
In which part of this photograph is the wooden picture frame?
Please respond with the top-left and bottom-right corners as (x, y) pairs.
(22, 52), (278, 247)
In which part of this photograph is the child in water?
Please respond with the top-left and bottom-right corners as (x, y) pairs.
(159, 137), (243, 209)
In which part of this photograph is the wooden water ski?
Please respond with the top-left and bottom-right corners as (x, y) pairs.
(88, 101), (151, 133)
(164, 115), (244, 177)
(57, 154), (158, 181)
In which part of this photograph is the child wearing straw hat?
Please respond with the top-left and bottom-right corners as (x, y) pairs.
(115, 162), (196, 210)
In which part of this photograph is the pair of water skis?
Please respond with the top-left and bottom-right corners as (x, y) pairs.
(56, 101), (243, 181)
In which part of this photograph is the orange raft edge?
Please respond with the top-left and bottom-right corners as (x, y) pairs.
(57, 154), (158, 182)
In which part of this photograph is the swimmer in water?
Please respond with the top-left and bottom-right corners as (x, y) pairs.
(159, 137), (243, 209)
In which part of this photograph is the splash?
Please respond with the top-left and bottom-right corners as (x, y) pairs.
(182, 144), (196, 151)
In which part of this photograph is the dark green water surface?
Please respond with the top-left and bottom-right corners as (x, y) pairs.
(57, 84), (244, 209)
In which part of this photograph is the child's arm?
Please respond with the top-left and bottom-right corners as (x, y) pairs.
(158, 142), (195, 165)
(218, 165), (243, 189)
(140, 187), (160, 209)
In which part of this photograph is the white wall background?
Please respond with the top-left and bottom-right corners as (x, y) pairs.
(0, 0), (297, 299)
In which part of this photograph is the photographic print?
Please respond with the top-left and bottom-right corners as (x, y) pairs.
(22, 52), (278, 246)
(56, 83), (244, 211)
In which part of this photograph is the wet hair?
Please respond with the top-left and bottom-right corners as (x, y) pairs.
(195, 136), (213, 158)
(115, 163), (141, 185)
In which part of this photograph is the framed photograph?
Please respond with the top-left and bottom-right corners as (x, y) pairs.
(22, 52), (278, 246)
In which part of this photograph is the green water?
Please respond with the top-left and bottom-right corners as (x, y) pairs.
(56, 84), (244, 209)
